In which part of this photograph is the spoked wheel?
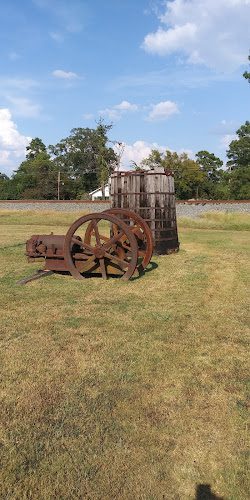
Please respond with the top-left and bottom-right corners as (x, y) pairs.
(85, 208), (154, 271)
(63, 213), (138, 281)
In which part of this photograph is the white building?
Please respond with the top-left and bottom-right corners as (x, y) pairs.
(89, 183), (110, 200)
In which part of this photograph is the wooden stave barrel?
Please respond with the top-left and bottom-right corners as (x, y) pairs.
(110, 168), (179, 255)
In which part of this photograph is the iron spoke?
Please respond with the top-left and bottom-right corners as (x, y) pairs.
(104, 251), (129, 270)
(99, 257), (107, 279)
(72, 236), (94, 254)
(92, 220), (101, 246)
(103, 230), (125, 250)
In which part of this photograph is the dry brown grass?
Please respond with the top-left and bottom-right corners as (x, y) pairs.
(0, 211), (249, 499)
(178, 211), (250, 231)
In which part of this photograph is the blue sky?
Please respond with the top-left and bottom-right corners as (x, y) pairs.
(0, 0), (249, 175)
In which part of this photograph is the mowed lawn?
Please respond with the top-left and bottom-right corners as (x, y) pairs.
(0, 210), (249, 499)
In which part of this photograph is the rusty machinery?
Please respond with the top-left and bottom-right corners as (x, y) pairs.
(21, 209), (154, 284)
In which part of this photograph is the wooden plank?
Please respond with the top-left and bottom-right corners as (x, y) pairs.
(110, 169), (179, 254)
(123, 175), (128, 208)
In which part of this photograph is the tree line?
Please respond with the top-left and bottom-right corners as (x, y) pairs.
(139, 121), (250, 200)
(0, 119), (249, 200)
(1, 55), (249, 201)
(0, 121), (117, 200)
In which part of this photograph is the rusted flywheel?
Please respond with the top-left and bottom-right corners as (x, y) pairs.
(64, 212), (138, 281)
(85, 208), (154, 271)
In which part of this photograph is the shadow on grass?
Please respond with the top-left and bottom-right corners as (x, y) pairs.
(54, 260), (159, 281)
(132, 260), (159, 281)
(15, 260), (159, 285)
(195, 484), (224, 500)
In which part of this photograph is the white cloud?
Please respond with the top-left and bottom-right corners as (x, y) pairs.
(52, 69), (78, 79)
(143, 23), (197, 56)
(0, 108), (31, 175)
(142, 0), (250, 71)
(116, 141), (194, 169)
(147, 100), (179, 121)
(100, 100), (139, 121)
(99, 108), (120, 121)
(118, 140), (166, 169)
(0, 150), (10, 164)
(115, 100), (138, 111)
(178, 148), (195, 159)
(6, 96), (42, 118)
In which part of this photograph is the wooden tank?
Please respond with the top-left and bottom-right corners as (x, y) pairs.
(110, 167), (179, 255)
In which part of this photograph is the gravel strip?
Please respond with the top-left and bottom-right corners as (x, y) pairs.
(176, 202), (250, 217)
(0, 201), (249, 217)
(0, 202), (111, 212)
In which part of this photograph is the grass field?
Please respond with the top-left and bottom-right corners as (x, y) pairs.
(0, 210), (249, 499)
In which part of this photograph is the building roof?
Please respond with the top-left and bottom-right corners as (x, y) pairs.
(89, 183), (109, 195)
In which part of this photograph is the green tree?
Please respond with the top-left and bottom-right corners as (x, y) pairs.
(49, 121), (117, 198)
(26, 137), (47, 160)
(0, 173), (11, 199)
(226, 122), (250, 199)
(212, 172), (231, 199)
(195, 150), (224, 198)
(141, 149), (163, 170)
(13, 138), (58, 199)
(141, 149), (204, 199)
(227, 121), (250, 170)
(229, 167), (250, 199)
(172, 153), (204, 199)
(243, 54), (250, 83)
(98, 155), (109, 199)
